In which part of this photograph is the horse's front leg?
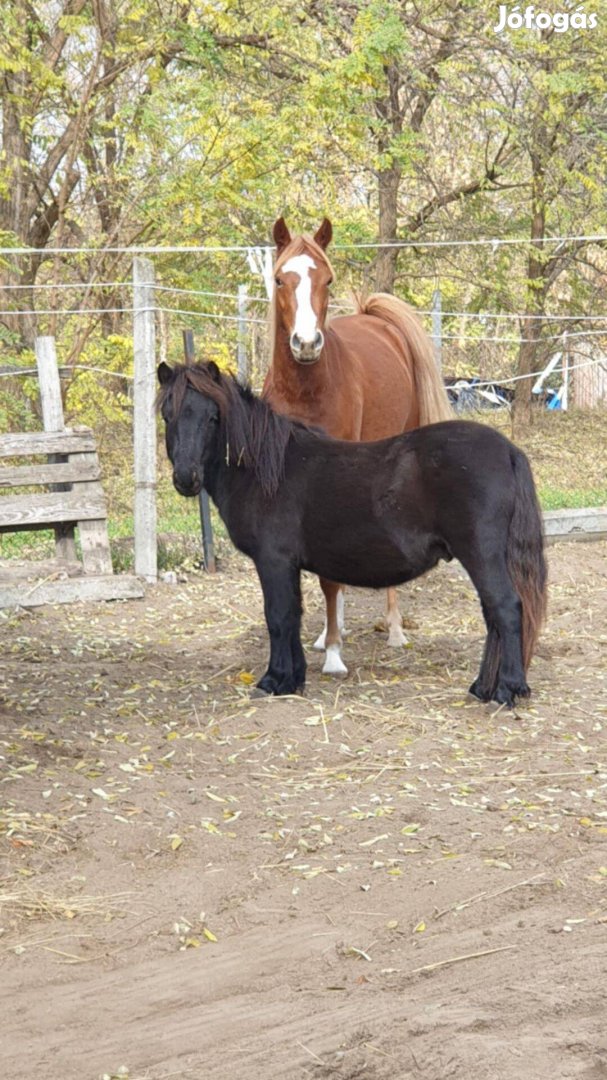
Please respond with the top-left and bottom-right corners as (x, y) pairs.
(315, 578), (347, 676)
(255, 559), (306, 696)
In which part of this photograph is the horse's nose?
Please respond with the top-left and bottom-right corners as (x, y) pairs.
(173, 466), (201, 495)
(290, 330), (324, 361)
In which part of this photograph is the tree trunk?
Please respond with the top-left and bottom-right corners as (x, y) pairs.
(512, 160), (547, 438)
(374, 163), (401, 293)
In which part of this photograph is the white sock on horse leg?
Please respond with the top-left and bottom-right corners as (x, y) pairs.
(322, 643), (348, 676)
(315, 589), (346, 650)
(386, 610), (408, 647)
(337, 589), (347, 635)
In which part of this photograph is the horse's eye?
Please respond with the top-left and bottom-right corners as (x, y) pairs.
(275, 277), (283, 288)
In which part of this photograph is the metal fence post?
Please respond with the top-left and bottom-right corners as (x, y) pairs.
(562, 331), (569, 410)
(182, 329), (216, 573)
(133, 256), (157, 581)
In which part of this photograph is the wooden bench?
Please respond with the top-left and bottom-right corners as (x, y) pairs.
(0, 427), (143, 607)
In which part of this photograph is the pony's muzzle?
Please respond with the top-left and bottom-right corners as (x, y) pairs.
(173, 466), (202, 497)
(290, 330), (324, 363)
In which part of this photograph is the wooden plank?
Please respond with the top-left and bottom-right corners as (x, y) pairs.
(0, 460), (101, 488)
(0, 430), (95, 458)
(133, 256), (158, 582)
(0, 558), (83, 582)
(0, 491), (106, 530)
(0, 574), (144, 609)
(543, 507), (607, 542)
(71, 449), (113, 575)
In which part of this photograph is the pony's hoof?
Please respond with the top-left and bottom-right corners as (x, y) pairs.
(493, 681), (531, 707)
(251, 686), (271, 699)
(468, 679), (492, 702)
(387, 627), (408, 647)
(312, 630), (326, 651)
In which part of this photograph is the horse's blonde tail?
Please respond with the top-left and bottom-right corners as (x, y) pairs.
(355, 292), (453, 425)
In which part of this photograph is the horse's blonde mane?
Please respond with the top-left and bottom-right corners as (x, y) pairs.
(356, 293), (454, 424)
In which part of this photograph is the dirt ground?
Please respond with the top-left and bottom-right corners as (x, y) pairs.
(0, 541), (606, 1080)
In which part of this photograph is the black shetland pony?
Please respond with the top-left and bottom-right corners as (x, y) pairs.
(157, 361), (547, 707)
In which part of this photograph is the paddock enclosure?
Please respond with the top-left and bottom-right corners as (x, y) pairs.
(1, 538), (605, 1080)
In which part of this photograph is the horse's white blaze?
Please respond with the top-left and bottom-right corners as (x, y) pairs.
(282, 254), (318, 343)
(322, 643), (348, 676)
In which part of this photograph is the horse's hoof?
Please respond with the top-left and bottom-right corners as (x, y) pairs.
(387, 628), (408, 647)
(492, 680), (530, 707)
(468, 680), (492, 702)
(312, 631), (326, 651)
(251, 686), (272, 699)
(322, 645), (348, 677)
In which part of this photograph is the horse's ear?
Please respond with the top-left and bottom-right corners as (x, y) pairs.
(157, 362), (173, 385)
(207, 360), (221, 382)
(313, 218), (333, 250)
(273, 216), (291, 253)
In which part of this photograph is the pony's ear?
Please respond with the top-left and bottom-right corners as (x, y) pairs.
(313, 218), (333, 250)
(207, 360), (221, 382)
(157, 362), (173, 385)
(273, 216), (292, 253)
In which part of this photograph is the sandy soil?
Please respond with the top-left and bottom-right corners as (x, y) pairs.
(0, 541), (606, 1080)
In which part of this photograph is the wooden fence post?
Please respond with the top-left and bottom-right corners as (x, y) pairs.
(133, 257), (157, 582)
(35, 335), (77, 562)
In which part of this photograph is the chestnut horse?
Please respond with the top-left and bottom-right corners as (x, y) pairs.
(262, 216), (453, 676)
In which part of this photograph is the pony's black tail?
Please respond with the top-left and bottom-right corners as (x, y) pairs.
(481, 448), (547, 695)
(507, 449), (548, 673)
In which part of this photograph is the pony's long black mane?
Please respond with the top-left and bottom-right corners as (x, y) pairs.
(158, 362), (324, 498)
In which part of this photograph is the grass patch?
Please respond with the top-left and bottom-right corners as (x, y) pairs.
(538, 487), (607, 511)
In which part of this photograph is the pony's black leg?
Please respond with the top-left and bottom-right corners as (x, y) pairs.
(469, 602), (500, 702)
(255, 560), (306, 696)
(459, 552), (529, 707)
(291, 635), (307, 691)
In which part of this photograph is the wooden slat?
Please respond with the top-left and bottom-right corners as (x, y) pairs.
(70, 449), (113, 575)
(0, 429), (96, 458)
(0, 574), (144, 608)
(0, 491), (106, 530)
(0, 557), (83, 582)
(0, 461), (101, 488)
